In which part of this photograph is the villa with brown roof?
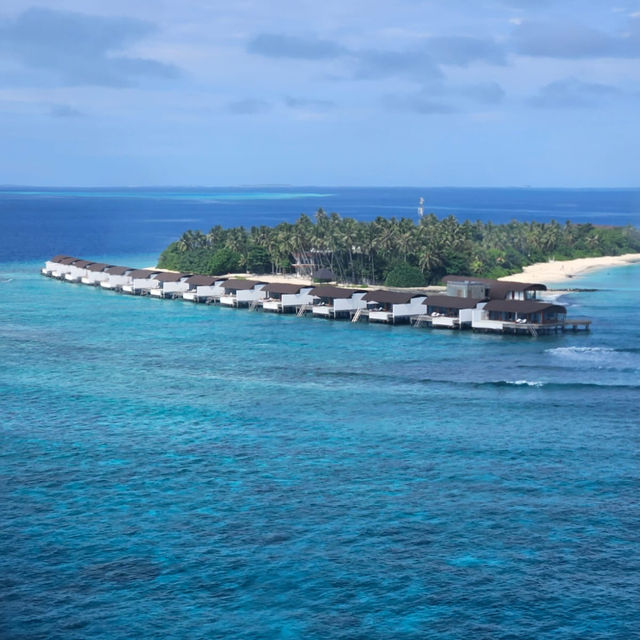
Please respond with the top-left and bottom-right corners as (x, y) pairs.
(310, 285), (367, 319)
(219, 279), (267, 307)
(121, 270), (162, 295)
(415, 295), (485, 329)
(81, 263), (114, 285)
(41, 255), (591, 336)
(442, 275), (547, 301)
(42, 255), (75, 277)
(149, 272), (193, 298)
(362, 290), (426, 324)
(63, 259), (96, 283)
(100, 266), (134, 290)
(181, 275), (227, 302)
(261, 283), (315, 313)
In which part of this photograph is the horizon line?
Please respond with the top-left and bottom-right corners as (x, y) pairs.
(1, 184), (640, 191)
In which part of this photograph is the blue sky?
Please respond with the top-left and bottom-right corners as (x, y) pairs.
(1, 0), (639, 186)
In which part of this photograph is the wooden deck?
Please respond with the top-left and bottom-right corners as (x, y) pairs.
(484, 318), (591, 336)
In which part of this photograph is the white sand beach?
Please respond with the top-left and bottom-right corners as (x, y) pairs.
(499, 253), (640, 285)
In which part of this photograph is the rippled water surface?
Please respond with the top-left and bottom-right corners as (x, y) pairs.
(1, 189), (639, 638)
(1, 261), (638, 639)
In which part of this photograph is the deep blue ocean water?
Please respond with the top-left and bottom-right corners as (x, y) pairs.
(1, 186), (639, 262)
(1, 188), (639, 639)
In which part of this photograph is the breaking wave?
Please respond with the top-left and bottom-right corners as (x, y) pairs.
(546, 346), (640, 371)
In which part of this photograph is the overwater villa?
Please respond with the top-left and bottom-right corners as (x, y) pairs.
(41, 255), (591, 335)
(471, 300), (568, 335)
(414, 295), (484, 329)
(437, 275), (584, 334)
(442, 275), (547, 301)
(310, 285), (367, 319)
(100, 266), (133, 290)
(63, 259), (95, 283)
(219, 279), (266, 307)
(42, 255), (74, 277)
(261, 283), (315, 313)
(121, 269), (161, 295)
(81, 263), (113, 285)
(55, 256), (83, 278)
(181, 275), (226, 302)
(362, 290), (426, 324)
(149, 272), (193, 298)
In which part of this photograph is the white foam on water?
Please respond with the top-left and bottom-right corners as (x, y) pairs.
(546, 346), (639, 371)
(508, 380), (545, 387)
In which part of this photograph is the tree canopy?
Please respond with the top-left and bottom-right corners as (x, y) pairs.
(157, 209), (640, 285)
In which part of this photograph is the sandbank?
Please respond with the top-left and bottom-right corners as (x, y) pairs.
(499, 253), (640, 285)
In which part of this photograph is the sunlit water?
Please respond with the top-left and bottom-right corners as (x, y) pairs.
(1, 189), (639, 638)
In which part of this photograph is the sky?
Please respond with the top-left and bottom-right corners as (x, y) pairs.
(1, 0), (639, 187)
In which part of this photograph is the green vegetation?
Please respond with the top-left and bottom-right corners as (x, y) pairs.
(158, 209), (640, 285)
(208, 247), (242, 275)
(384, 263), (426, 287)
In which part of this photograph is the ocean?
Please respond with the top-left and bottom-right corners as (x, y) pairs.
(1, 188), (639, 639)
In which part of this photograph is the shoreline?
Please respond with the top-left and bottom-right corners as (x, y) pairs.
(147, 268), (446, 293)
(499, 253), (640, 285)
(149, 252), (640, 290)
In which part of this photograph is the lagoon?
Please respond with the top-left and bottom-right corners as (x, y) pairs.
(1, 188), (639, 638)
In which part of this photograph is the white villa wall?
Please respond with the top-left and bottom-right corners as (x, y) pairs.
(194, 285), (220, 297)
(163, 282), (189, 294)
(45, 260), (69, 274)
(263, 300), (280, 311)
(392, 297), (426, 318)
(82, 272), (109, 285)
(64, 270), (82, 281)
(472, 319), (505, 330)
(471, 308), (503, 330)
(65, 266), (90, 281)
(132, 278), (160, 291)
(210, 284), (227, 297)
(459, 308), (475, 323)
(334, 293), (366, 312)
(281, 291), (314, 307)
(369, 310), (391, 322)
(432, 316), (457, 328)
(236, 288), (266, 303)
(101, 274), (130, 289)
(312, 306), (332, 316)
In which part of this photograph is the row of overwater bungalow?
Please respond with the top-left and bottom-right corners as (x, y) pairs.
(42, 255), (590, 335)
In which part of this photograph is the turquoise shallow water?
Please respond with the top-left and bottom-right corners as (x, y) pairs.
(1, 258), (639, 638)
